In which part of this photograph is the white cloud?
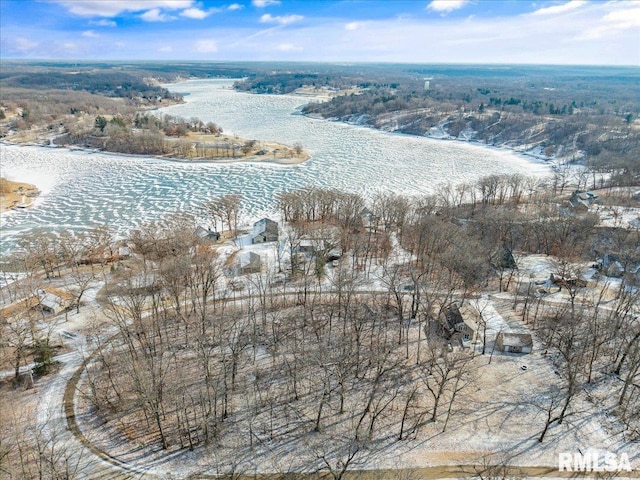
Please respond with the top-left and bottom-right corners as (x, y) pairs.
(62, 42), (77, 50)
(427, 0), (469, 13)
(81, 30), (100, 37)
(228, 3), (243, 11)
(260, 13), (303, 25)
(252, 0), (280, 7)
(51, 1), (193, 17)
(277, 43), (302, 52)
(345, 21), (364, 31)
(180, 7), (212, 19)
(159, 45), (174, 52)
(243, 4), (636, 65)
(195, 39), (218, 53)
(531, 1), (586, 16)
(7, 0), (635, 65)
(580, 6), (640, 39)
(141, 8), (173, 21)
(90, 19), (117, 27)
(115, 41), (126, 48)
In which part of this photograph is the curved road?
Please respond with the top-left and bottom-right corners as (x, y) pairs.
(30, 290), (640, 479)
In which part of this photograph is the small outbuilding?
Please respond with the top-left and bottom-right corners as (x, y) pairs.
(238, 252), (262, 275)
(37, 287), (75, 315)
(252, 218), (279, 244)
(496, 332), (533, 354)
(295, 239), (316, 256)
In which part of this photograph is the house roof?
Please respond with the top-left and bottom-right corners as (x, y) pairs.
(575, 191), (598, 201)
(41, 287), (74, 301)
(253, 218), (278, 237)
(498, 332), (533, 348)
(37, 287), (74, 310)
(239, 251), (260, 268)
(298, 239), (316, 249)
(443, 303), (464, 330)
(195, 226), (218, 239)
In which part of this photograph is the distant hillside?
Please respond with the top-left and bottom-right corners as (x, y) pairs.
(235, 65), (640, 187)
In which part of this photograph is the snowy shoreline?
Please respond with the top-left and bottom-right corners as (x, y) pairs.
(164, 77), (556, 169)
(302, 111), (557, 168)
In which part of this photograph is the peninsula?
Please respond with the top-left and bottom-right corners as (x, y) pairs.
(0, 63), (309, 165)
(0, 178), (40, 213)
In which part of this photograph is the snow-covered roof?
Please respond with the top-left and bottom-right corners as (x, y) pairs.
(498, 332), (533, 348)
(252, 218), (278, 236)
(239, 251), (260, 268)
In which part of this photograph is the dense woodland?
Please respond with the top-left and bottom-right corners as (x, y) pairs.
(0, 63), (311, 158)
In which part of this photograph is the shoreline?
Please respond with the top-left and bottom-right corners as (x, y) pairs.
(0, 177), (40, 214)
(0, 139), (310, 167)
(301, 111), (557, 168)
(162, 77), (551, 171)
(0, 76), (311, 168)
(172, 75), (555, 169)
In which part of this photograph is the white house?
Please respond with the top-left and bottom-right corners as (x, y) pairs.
(496, 332), (533, 354)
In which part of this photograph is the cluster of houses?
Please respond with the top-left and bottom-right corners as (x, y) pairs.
(225, 218), (343, 277)
(239, 218), (279, 275)
(225, 218), (535, 356)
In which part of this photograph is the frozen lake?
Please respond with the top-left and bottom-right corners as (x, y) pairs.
(0, 79), (549, 250)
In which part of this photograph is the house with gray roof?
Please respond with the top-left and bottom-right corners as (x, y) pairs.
(252, 218), (279, 244)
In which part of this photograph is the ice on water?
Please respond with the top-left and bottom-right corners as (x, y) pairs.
(0, 79), (549, 250)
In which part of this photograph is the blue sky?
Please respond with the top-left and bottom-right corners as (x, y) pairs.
(1, 1), (638, 64)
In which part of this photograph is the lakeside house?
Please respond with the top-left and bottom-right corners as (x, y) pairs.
(37, 287), (75, 315)
(360, 208), (377, 230)
(195, 226), (221, 242)
(252, 218), (279, 244)
(1, 287), (75, 319)
(565, 190), (599, 212)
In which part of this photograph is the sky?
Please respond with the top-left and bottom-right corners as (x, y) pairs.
(0, 0), (638, 65)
